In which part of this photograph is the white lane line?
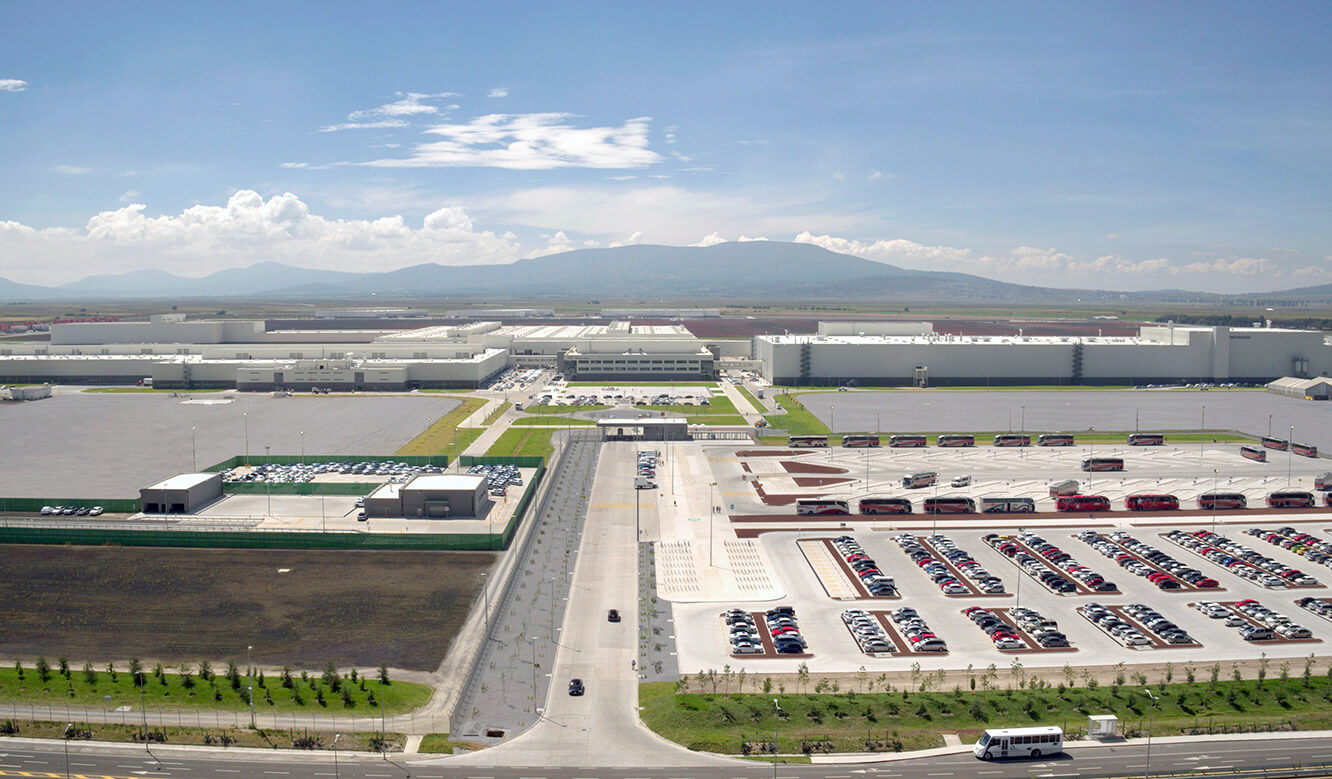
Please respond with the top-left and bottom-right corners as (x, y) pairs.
(263, 772), (291, 776)
(216, 771), (240, 774)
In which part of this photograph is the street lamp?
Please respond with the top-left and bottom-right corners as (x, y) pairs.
(300, 431), (305, 465)
(1211, 469), (1218, 533)
(1143, 688), (1159, 779)
(1268, 414), (1273, 439)
(1135, 407), (1139, 432)
(1288, 425), (1294, 486)
(332, 733), (341, 779)
(243, 412), (249, 464)
(191, 426), (197, 471)
(529, 636), (540, 720)
(480, 571), (491, 637)
(63, 722), (72, 779)
(772, 698), (781, 779)
(264, 446), (272, 517)
(709, 481), (718, 566)
(247, 645), (255, 728)
(1020, 406), (1025, 433)
(1200, 405), (1205, 459)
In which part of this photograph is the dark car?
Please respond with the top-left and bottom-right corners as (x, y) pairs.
(607, 609), (621, 623)
(568, 678), (585, 696)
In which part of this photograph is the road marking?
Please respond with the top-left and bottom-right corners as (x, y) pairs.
(263, 772), (290, 776)
(216, 771), (240, 774)
(927, 773), (955, 776)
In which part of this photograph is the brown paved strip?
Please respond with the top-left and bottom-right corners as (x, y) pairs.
(916, 535), (1007, 597)
(1160, 532), (1321, 589)
(1001, 536), (1119, 596)
(792, 476), (855, 487)
(874, 610), (948, 655)
(820, 537), (900, 600)
(992, 608), (1078, 654)
(781, 460), (849, 475)
(1077, 532), (1223, 593)
(1104, 604), (1201, 650)
(724, 611), (812, 659)
(736, 450), (797, 457)
(1214, 601), (1322, 646)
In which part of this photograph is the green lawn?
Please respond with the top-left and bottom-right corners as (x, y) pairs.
(82, 387), (224, 394)
(639, 396), (737, 415)
(734, 384), (764, 412)
(642, 670), (1332, 755)
(395, 397), (487, 457)
(684, 414), (749, 426)
(511, 416), (597, 426)
(482, 401), (511, 426)
(524, 404), (611, 414)
(0, 663), (431, 715)
(0, 720), (402, 751)
(763, 393), (830, 435)
(485, 428), (556, 460)
(417, 733), (454, 754)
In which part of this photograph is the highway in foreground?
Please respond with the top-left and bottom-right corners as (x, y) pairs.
(4, 732), (1332, 779)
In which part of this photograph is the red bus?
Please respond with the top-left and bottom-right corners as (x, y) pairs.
(1266, 491), (1315, 509)
(888, 434), (928, 448)
(923, 496), (976, 514)
(1261, 437), (1289, 451)
(1240, 446), (1267, 462)
(993, 434), (1031, 447)
(937, 434), (975, 448)
(1056, 495), (1111, 512)
(860, 497), (914, 514)
(1127, 433), (1165, 446)
(841, 434), (881, 448)
(1292, 442), (1319, 458)
(789, 435), (829, 448)
(1125, 494), (1180, 511)
(1081, 457), (1124, 472)
(1037, 433), (1076, 447)
(795, 498), (851, 515)
(1198, 492), (1247, 510)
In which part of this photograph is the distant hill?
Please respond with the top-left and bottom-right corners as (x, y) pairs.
(3, 241), (1332, 304)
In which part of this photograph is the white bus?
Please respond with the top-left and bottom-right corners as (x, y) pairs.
(841, 434), (881, 448)
(795, 498), (851, 515)
(974, 726), (1063, 760)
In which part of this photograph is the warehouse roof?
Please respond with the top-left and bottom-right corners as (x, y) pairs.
(404, 474), (486, 491)
(144, 472), (218, 491)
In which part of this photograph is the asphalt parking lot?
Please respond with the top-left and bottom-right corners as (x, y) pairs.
(0, 391), (459, 498)
(800, 390), (1331, 448)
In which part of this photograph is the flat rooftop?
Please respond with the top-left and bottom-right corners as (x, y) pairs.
(144, 472), (218, 491)
(406, 473), (486, 491)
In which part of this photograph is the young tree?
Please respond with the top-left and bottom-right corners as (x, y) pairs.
(797, 662), (810, 694)
(179, 663), (194, 689)
(226, 660), (242, 691)
(377, 662), (390, 685)
(83, 661), (97, 686)
(58, 658), (69, 678)
(13, 661), (22, 680)
(198, 660), (212, 683)
(281, 665), (294, 689)
(35, 657), (51, 683)
(322, 661), (341, 692)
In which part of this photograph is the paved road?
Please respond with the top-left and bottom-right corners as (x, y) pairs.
(5, 731), (1332, 778)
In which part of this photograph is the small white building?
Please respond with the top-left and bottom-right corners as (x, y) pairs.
(140, 472), (223, 514)
(1267, 376), (1332, 400)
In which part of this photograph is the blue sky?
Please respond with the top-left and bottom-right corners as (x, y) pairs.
(2, 2), (1330, 291)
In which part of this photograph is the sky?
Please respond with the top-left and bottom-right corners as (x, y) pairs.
(1, 2), (1330, 292)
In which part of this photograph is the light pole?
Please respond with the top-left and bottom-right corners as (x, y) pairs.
(63, 722), (72, 779)
(191, 426), (197, 471)
(1268, 414), (1273, 439)
(830, 405), (835, 435)
(1020, 406), (1025, 433)
(243, 412), (249, 464)
(772, 698), (781, 778)
(332, 733), (341, 779)
(247, 645), (255, 728)
(1211, 468), (1218, 533)
(1288, 425), (1294, 486)
(264, 446), (272, 517)
(1135, 407), (1139, 432)
(1200, 404), (1205, 458)
(480, 571), (491, 638)
(1143, 688), (1158, 779)
(530, 636), (540, 720)
(300, 431), (305, 465)
(548, 576), (557, 642)
(709, 481), (718, 566)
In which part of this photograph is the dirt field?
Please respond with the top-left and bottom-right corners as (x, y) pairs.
(0, 545), (494, 671)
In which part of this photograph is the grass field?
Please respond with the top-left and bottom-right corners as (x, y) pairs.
(485, 428), (556, 459)
(524, 404), (610, 414)
(684, 414), (749, 426)
(639, 396), (738, 415)
(395, 396), (486, 457)
(417, 733), (455, 753)
(81, 387), (224, 394)
(642, 669), (1332, 755)
(763, 393), (830, 435)
(0, 661), (430, 714)
(0, 720), (405, 751)
(481, 401), (511, 426)
(734, 384), (764, 411)
(511, 416), (597, 426)
(0, 545), (494, 671)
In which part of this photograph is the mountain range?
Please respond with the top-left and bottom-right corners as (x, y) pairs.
(2, 242), (1330, 303)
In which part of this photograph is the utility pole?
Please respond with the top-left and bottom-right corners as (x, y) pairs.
(191, 426), (198, 471)
(63, 723), (72, 779)
(1288, 425), (1294, 486)
(1143, 688), (1158, 779)
(247, 645), (255, 728)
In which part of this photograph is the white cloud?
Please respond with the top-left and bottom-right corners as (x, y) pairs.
(355, 114), (662, 170)
(319, 119), (411, 133)
(1291, 265), (1331, 280)
(320, 92), (456, 132)
(118, 190), (141, 204)
(487, 87), (508, 98)
(0, 190), (520, 284)
(794, 232), (972, 267)
(609, 230), (646, 247)
(280, 162), (309, 169)
(1178, 257), (1275, 276)
(692, 232), (726, 247)
(736, 235), (769, 242)
(52, 165), (92, 175)
(671, 151), (693, 162)
(867, 170), (883, 181)
(0, 78), (27, 92)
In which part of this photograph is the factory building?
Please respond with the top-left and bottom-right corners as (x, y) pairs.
(753, 323), (1332, 386)
(364, 474), (489, 519)
(140, 473), (224, 514)
(1267, 376), (1332, 401)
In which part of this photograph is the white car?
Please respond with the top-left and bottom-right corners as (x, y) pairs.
(951, 475), (972, 487)
(40, 506), (54, 515)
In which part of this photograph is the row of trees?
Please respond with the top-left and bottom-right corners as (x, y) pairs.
(13, 657), (392, 689)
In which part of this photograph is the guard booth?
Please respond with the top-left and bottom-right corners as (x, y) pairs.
(596, 417), (690, 441)
(1087, 714), (1119, 740)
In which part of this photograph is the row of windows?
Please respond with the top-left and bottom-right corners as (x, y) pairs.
(1010, 734), (1059, 744)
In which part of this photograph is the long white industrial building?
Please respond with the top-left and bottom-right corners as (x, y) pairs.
(752, 322), (1332, 386)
